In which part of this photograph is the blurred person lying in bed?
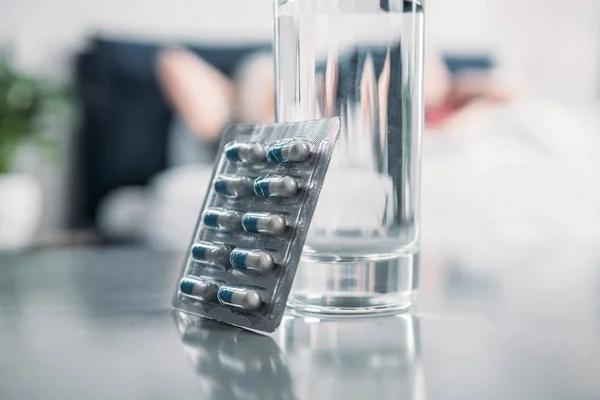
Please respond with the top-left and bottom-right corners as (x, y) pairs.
(99, 48), (600, 252)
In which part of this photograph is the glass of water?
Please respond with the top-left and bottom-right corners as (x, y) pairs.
(274, 0), (424, 314)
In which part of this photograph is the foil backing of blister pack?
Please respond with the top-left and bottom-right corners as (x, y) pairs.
(173, 117), (341, 333)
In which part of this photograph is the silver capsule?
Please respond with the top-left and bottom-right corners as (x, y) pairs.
(179, 276), (219, 302)
(214, 175), (254, 198)
(267, 139), (311, 163)
(217, 286), (262, 311)
(203, 209), (243, 231)
(190, 242), (232, 266)
(225, 142), (266, 164)
(241, 212), (287, 236)
(253, 175), (298, 198)
(230, 248), (275, 272)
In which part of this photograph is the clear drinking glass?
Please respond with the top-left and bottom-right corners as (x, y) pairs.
(274, 0), (424, 313)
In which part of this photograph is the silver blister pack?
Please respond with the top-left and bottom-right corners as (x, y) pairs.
(173, 118), (341, 333)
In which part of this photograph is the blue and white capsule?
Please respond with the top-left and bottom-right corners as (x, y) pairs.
(179, 276), (219, 302)
(253, 175), (298, 198)
(225, 142), (266, 164)
(214, 175), (253, 198)
(230, 248), (275, 273)
(217, 286), (262, 311)
(266, 139), (312, 163)
(203, 208), (243, 231)
(190, 242), (232, 267)
(241, 212), (287, 236)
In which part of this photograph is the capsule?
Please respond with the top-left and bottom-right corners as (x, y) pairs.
(217, 286), (262, 311)
(203, 209), (243, 231)
(253, 175), (298, 198)
(179, 276), (219, 302)
(225, 142), (266, 164)
(267, 139), (311, 163)
(190, 242), (232, 267)
(214, 175), (253, 198)
(230, 248), (275, 272)
(242, 212), (287, 236)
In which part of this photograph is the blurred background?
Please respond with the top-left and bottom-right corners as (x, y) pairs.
(1, 0), (599, 254)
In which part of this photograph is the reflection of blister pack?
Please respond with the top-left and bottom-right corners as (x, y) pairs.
(173, 118), (341, 333)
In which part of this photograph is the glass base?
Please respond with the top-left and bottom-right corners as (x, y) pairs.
(287, 251), (419, 315)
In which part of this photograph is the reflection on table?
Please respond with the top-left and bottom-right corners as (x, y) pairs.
(174, 310), (425, 400)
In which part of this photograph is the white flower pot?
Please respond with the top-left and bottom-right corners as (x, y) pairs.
(0, 174), (42, 252)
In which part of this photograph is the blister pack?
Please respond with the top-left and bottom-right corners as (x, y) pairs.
(172, 118), (341, 333)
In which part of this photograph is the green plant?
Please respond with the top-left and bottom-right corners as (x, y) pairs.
(0, 51), (70, 174)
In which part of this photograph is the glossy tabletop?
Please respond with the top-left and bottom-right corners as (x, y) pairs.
(1, 245), (599, 399)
